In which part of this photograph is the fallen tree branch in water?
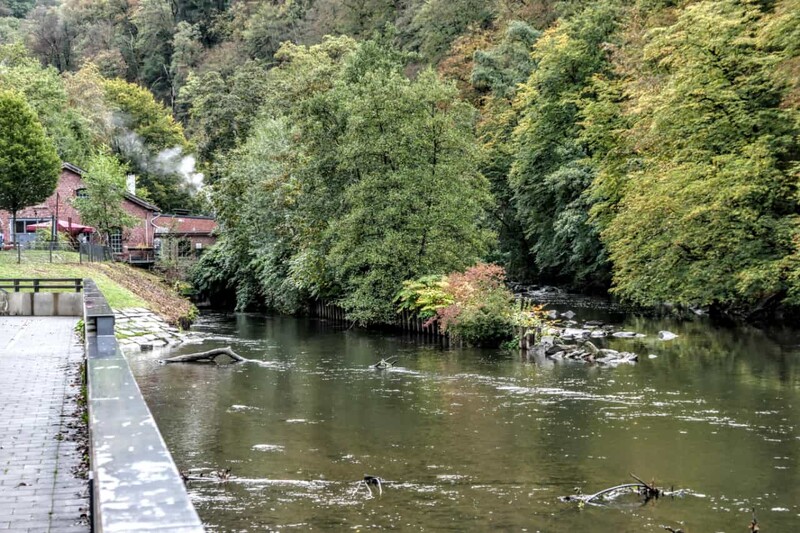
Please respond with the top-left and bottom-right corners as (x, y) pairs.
(564, 473), (667, 504)
(630, 472), (661, 499)
(180, 467), (232, 483)
(749, 508), (759, 532)
(350, 475), (385, 498)
(162, 346), (247, 364)
(582, 483), (646, 503)
(372, 357), (398, 369)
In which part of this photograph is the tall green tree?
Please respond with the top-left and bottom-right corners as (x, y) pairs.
(132, 0), (177, 101)
(0, 90), (60, 244)
(409, 0), (495, 60)
(471, 21), (540, 280)
(0, 44), (93, 165)
(1, 0), (36, 18)
(327, 57), (492, 322)
(600, 0), (800, 312)
(198, 116), (300, 311)
(199, 38), (492, 321)
(509, 2), (619, 288)
(180, 60), (271, 175)
(73, 152), (138, 245)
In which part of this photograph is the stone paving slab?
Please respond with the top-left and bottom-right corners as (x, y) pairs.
(0, 317), (89, 532)
(114, 308), (187, 352)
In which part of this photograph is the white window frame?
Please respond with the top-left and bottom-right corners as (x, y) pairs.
(110, 228), (123, 254)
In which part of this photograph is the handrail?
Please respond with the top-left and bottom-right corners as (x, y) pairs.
(0, 278), (83, 292)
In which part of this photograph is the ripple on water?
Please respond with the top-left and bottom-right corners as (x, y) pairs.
(227, 405), (260, 413)
(252, 444), (285, 452)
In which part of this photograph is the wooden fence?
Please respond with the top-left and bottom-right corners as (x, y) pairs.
(0, 278), (83, 293)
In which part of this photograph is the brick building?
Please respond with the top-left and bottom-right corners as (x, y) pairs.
(0, 162), (215, 261)
(153, 214), (218, 260)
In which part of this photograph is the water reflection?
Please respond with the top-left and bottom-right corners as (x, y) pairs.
(127, 311), (800, 532)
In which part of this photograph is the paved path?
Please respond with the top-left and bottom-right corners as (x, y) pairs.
(0, 317), (89, 533)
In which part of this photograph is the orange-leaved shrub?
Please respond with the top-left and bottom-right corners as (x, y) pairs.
(432, 263), (515, 346)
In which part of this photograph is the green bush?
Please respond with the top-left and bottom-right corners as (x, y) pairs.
(32, 228), (71, 249)
(394, 275), (453, 318)
(446, 288), (515, 347)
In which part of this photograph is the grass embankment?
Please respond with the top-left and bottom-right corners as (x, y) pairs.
(0, 253), (195, 325)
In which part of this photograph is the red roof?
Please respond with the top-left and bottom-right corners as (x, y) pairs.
(155, 215), (217, 235)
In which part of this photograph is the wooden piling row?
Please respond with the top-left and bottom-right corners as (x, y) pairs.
(310, 299), (450, 345)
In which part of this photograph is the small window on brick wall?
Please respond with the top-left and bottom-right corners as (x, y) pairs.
(76, 188), (88, 199)
(177, 238), (192, 258)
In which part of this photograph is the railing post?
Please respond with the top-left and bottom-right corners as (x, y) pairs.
(13, 279), (19, 293)
(33, 280), (39, 293)
(75, 279), (82, 293)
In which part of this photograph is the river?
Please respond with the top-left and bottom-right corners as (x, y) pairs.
(127, 303), (800, 532)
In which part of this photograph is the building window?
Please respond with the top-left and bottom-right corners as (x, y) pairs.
(110, 228), (123, 254)
(177, 238), (192, 258)
(75, 188), (88, 199)
(14, 218), (49, 235)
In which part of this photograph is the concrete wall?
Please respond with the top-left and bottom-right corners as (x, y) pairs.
(0, 292), (83, 316)
(83, 279), (204, 532)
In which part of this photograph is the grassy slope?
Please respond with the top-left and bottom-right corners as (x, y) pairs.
(0, 252), (194, 324)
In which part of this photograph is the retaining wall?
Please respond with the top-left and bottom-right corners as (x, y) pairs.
(83, 279), (204, 532)
(1, 291), (83, 316)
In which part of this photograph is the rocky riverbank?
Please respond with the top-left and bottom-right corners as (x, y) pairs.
(115, 308), (190, 352)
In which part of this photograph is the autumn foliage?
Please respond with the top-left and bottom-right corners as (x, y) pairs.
(400, 263), (515, 346)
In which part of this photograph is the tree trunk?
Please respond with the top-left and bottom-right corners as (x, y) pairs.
(11, 208), (19, 264)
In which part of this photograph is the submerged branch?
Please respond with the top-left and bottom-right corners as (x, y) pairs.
(162, 346), (247, 364)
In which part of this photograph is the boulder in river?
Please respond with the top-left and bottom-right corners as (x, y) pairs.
(561, 328), (591, 340)
(658, 330), (679, 341)
(533, 341), (638, 365)
(612, 331), (646, 338)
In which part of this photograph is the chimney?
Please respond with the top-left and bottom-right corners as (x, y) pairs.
(126, 174), (136, 195)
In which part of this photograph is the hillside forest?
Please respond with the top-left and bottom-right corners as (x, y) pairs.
(1, 0), (799, 323)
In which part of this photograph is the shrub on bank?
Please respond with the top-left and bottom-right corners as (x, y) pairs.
(395, 275), (453, 319)
(398, 263), (516, 347)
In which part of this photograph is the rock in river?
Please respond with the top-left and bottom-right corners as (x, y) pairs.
(612, 331), (646, 338)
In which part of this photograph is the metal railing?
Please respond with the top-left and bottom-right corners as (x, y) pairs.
(2, 241), (81, 264)
(79, 243), (112, 263)
(126, 247), (155, 265)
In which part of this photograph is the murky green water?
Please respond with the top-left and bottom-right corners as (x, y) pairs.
(127, 308), (800, 532)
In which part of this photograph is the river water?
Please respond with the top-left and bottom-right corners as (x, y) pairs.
(127, 305), (800, 532)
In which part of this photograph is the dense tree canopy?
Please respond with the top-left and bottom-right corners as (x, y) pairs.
(1, 0), (799, 318)
(195, 37), (492, 322)
(599, 0), (800, 312)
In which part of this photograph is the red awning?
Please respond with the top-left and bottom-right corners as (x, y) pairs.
(25, 219), (95, 234)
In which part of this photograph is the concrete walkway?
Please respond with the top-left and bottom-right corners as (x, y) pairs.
(0, 317), (90, 532)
